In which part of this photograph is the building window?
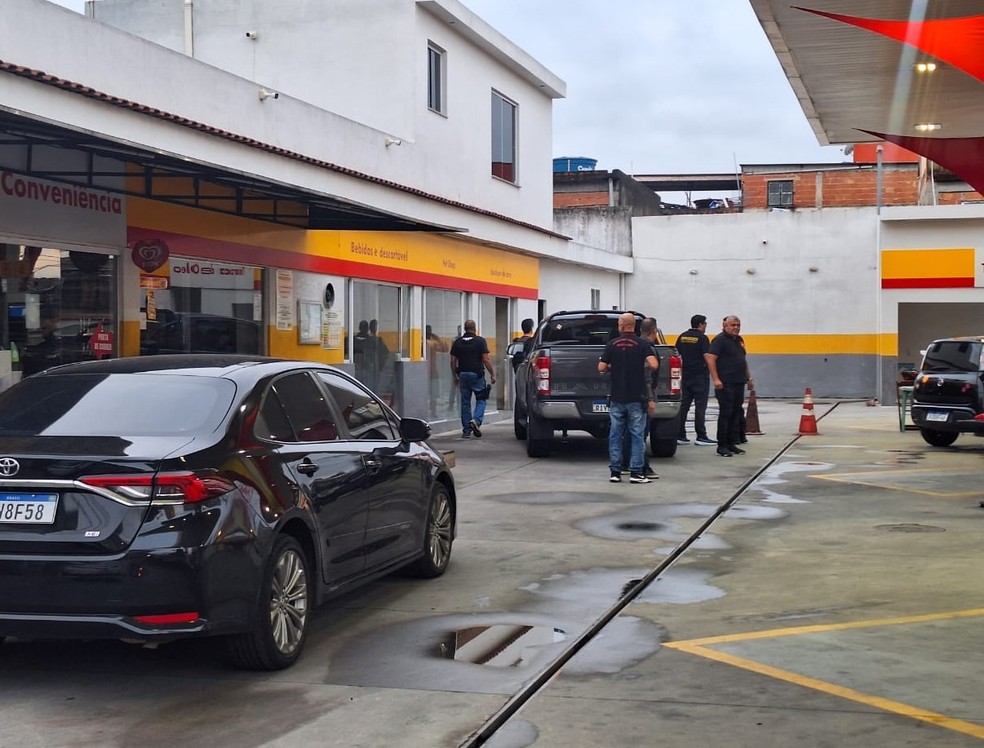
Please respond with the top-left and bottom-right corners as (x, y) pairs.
(590, 288), (601, 310)
(767, 180), (794, 208)
(427, 43), (446, 115)
(491, 91), (517, 183)
(140, 258), (262, 357)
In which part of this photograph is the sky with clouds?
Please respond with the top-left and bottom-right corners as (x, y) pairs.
(46, 0), (847, 177)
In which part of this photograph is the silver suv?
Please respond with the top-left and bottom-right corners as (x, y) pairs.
(910, 337), (984, 447)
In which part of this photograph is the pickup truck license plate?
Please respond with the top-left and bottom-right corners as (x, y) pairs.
(592, 400), (609, 413)
(925, 411), (948, 423)
(0, 493), (59, 524)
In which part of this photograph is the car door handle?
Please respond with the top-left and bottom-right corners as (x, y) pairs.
(296, 460), (318, 476)
(362, 455), (382, 471)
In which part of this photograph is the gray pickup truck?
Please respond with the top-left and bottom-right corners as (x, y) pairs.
(510, 309), (682, 458)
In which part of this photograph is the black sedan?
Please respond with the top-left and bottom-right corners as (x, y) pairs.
(0, 355), (456, 670)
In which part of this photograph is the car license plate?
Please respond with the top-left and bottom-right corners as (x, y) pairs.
(926, 411), (949, 423)
(592, 400), (609, 413)
(0, 493), (59, 524)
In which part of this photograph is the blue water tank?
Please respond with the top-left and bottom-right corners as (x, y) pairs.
(553, 157), (598, 173)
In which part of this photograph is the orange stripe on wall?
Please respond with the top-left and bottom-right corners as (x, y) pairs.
(881, 248), (975, 280)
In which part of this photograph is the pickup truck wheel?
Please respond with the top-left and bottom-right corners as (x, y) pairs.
(920, 428), (958, 447)
(526, 414), (551, 457)
(650, 435), (678, 458)
(649, 416), (679, 458)
(514, 408), (528, 440)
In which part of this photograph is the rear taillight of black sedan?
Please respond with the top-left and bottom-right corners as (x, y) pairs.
(80, 471), (237, 505)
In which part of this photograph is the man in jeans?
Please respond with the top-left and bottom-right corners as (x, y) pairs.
(449, 319), (496, 438)
(599, 313), (659, 484)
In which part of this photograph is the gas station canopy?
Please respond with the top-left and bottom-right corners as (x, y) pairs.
(749, 1), (984, 193)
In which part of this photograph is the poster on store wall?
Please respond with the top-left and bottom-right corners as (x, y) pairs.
(323, 309), (342, 349)
(275, 269), (294, 330)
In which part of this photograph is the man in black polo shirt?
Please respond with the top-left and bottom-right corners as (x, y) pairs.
(675, 314), (715, 446)
(599, 313), (659, 484)
(705, 315), (754, 457)
(449, 319), (496, 438)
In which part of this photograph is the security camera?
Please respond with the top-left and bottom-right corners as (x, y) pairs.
(245, 30), (259, 40)
(258, 88), (279, 101)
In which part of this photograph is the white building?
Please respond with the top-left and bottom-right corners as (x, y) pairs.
(0, 0), (627, 419)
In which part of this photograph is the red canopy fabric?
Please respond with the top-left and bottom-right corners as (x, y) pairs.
(795, 8), (984, 84)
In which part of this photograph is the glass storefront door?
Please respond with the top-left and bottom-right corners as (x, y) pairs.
(0, 245), (118, 384)
(424, 289), (462, 421)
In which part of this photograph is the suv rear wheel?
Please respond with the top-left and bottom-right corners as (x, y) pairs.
(919, 428), (958, 448)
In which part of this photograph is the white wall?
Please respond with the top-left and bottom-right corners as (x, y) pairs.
(85, 0), (562, 232)
(537, 257), (622, 316)
(629, 208), (879, 338)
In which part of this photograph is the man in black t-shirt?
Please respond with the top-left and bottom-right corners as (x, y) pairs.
(599, 313), (659, 484)
(449, 319), (496, 438)
(705, 315), (754, 457)
(675, 314), (714, 446)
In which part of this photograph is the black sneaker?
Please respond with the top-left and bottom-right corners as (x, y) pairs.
(642, 467), (659, 479)
(716, 448), (733, 457)
(610, 472), (622, 483)
(469, 419), (482, 438)
(695, 437), (716, 446)
(629, 473), (651, 484)
(729, 445), (746, 455)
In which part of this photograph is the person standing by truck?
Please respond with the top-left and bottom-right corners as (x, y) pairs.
(675, 314), (715, 446)
(705, 315), (753, 457)
(599, 312), (659, 483)
(450, 319), (496, 439)
(621, 317), (660, 479)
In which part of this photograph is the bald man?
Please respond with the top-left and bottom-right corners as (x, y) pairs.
(598, 313), (659, 484)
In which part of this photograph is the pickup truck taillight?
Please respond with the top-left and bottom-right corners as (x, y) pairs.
(669, 354), (682, 395)
(535, 353), (551, 395)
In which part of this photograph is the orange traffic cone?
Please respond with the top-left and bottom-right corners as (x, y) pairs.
(798, 387), (819, 435)
(745, 388), (764, 435)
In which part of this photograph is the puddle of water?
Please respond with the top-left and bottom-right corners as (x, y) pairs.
(484, 720), (539, 748)
(578, 503), (781, 545)
(446, 624), (567, 667)
(520, 567), (726, 612)
(562, 616), (667, 676)
(324, 613), (572, 693)
(722, 505), (788, 520)
(747, 460), (833, 504)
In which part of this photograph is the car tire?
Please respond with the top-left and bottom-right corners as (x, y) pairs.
(224, 535), (311, 671)
(406, 483), (454, 578)
(650, 435), (678, 458)
(919, 428), (958, 447)
(649, 416), (679, 458)
(526, 414), (550, 457)
(514, 407), (528, 440)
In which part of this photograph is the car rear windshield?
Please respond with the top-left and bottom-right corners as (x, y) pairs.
(0, 373), (237, 436)
(542, 315), (626, 345)
(921, 341), (984, 373)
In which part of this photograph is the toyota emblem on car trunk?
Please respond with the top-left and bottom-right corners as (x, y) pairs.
(0, 458), (20, 477)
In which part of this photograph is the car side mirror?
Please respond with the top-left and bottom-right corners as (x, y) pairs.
(507, 341), (525, 357)
(399, 417), (431, 443)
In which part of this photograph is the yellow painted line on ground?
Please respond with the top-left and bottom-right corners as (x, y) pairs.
(664, 609), (984, 740)
(664, 641), (984, 740)
(810, 467), (982, 498)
